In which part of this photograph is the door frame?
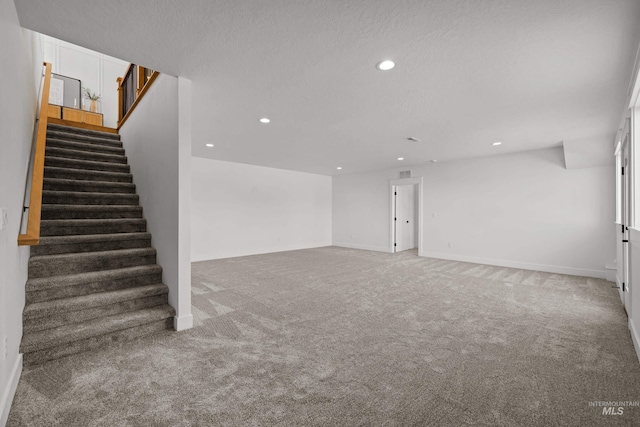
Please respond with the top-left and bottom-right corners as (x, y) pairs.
(623, 137), (631, 313)
(616, 116), (633, 314)
(389, 177), (423, 255)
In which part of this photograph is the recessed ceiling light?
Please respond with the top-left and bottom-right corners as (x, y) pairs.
(430, 159), (437, 163)
(406, 137), (421, 142)
(205, 144), (214, 147)
(336, 167), (342, 170)
(259, 118), (270, 124)
(376, 60), (395, 71)
(492, 141), (502, 146)
(397, 157), (404, 161)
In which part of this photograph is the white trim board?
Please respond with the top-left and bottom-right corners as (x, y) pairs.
(174, 315), (193, 332)
(0, 354), (23, 427)
(616, 275), (625, 304)
(332, 242), (393, 254)
(420, 252), (606, 279)
(191, 243), (332, 262)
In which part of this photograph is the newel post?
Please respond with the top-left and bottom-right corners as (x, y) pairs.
(116, 76), (123, 126)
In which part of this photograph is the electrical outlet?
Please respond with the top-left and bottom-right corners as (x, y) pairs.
(0, 208), (7, 231)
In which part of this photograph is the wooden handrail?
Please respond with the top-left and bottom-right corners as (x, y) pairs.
(117, 68), (159, 129)
(18, 62), (52, 246)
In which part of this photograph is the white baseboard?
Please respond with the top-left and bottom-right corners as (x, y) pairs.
(605, 264), (616, 283)
(420, 252), (606, 279)
(192, 243), (332, 262)
(332, 242), (392, 253)
(630, 318), (640, 364)
(174, 314), (193, 331)
(0, 353), (22, 427)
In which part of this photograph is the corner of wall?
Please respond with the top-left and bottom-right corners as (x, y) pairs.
(177, 76), (192, 329)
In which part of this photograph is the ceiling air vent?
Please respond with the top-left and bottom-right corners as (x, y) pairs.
(399, 170), (412, 179)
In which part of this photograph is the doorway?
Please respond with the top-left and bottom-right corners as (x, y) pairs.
(393, 184), (418, 252)
(389, 177), (423, 254)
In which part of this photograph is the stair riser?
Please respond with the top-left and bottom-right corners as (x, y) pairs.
(42, 193), (139, 205)
(23, 317), (173, 366)
(45, 167), (133, 183)
(46, 139), (125, 156)
(24, 294), (169, 333)
(40, 221), (146, 236)
(29, 253), (156, 278)
(45, 157), (130, 173)
(31, 237), (151, 256)
(46, 147), (127, 165)
(40, 207), (143, 220)
(43, 181), (136, 194)
(26, 271), (163, 303)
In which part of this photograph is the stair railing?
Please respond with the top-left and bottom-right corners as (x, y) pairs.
(18, 62), (53, 246)
(116, 64), (159, 129)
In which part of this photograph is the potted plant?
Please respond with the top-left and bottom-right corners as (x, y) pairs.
(82, 87), (101, 113)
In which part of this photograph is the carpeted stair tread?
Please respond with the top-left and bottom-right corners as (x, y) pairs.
(42, 190), (139, 205)
(46, 146), (127, 164)
(45, 156), (131, 173)
(43, 177), (136, 194)
(28, 247), (157, 278)
(25, 270), (163, 304)
(47, 125), (121, 142)
(40, 204), (143, 220)
(46, 137), (125, 155)
(31, 232), (151, 255)
(20, 305), (175, 354)
(24, 294), (169, 334)
(40, 217), (146, 236)
(26, 264), (162, 293)
(24, 283), (169, 320)
(23, 317), (173, 366)
(44, 166), (133, 183)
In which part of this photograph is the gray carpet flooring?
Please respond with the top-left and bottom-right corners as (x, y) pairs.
(8, 247), (640, 426)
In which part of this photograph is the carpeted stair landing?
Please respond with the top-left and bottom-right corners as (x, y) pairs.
(20, 123), (175, 366)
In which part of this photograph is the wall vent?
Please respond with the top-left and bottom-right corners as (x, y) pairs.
(399, 170), (412, 179)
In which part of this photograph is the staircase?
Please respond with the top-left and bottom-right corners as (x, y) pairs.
(20, 123), (175, 366)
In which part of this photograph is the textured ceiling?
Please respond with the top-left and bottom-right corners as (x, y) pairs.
(14, 0), (640, 175)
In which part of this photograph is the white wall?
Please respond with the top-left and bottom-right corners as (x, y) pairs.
(333, 147), (615, 278)
(191, 158), (332, 261)
(0, 1), (42, 424)
(43, 35), (128, 128)
(119, 74), (192, 331)
(333, 170), (396, 253)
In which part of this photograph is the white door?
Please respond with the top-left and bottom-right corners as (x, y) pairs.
(622, 138), (631, 315)
(394, 185), (416, 252)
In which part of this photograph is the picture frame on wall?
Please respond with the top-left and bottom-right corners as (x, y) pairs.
(50, 73), (82, 109)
